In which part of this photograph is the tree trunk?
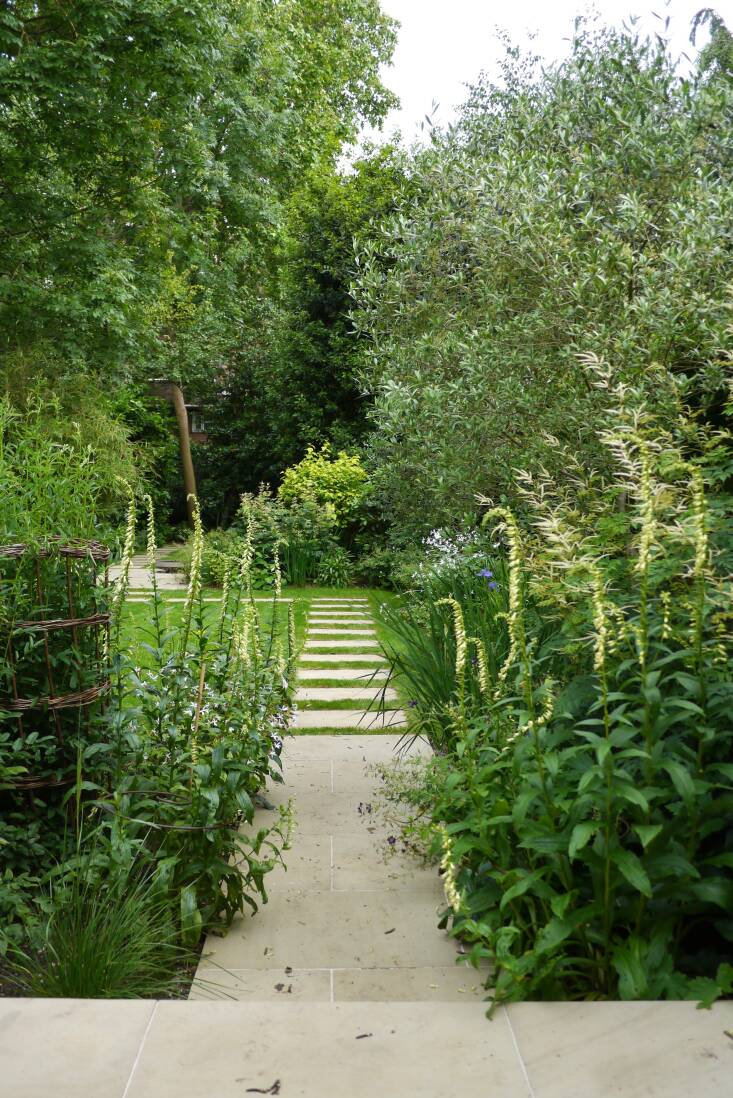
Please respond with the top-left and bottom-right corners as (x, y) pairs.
(148, 380), (198, 528)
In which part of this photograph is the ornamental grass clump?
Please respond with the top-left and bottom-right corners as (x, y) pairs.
(386, 376), (733, 1006)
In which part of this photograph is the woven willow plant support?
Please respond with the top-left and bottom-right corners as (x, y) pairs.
(0, 538), (110, 795)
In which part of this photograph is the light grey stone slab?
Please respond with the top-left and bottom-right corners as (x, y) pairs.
(298, 653), (387, 663)
(308, 622), (374, 630)
(505, 1000), (733, 1098)
(332, 831), (440, 891)
(311, 598), (369, 603)
(125, 1002), (520, 1098)
(267, 759), (331, 794)
(251, 790), (389, 836)
(308, 628), (377, 637)
(309, 606), (371, 612)
(295, 709), (405, 729)
(309, 610), (372, 616)
(0, 998), (156, 1098)
(260, 834), (332, 891)
(296, 687), (398, 703)
(304, 639), (381, 649)
(281, 734), (420, 761)
(197, 888), (460, 970)
(334, 966), (487, 1003)
(189, 967), (331, 1001)
(297, 668), (389, 681)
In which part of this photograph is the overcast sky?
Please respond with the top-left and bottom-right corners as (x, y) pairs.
(364, 0), (733, 143)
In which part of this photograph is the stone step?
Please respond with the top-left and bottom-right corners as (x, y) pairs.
(295, 687), (399, 703)
(297, 668), (389, 681)
(304, 640), (381, 649)
(308, 629), (377, 637)
(311, 601), (369, 607)
(308, 615), (373, 623)
(190, 965), (484, 1003)
(298, 654), (388, 664)
(295, 709), (405, 729)
(3, 998), (730, 1098)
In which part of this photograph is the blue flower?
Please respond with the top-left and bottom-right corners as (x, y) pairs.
(477, 568), (493, 579)
(488, 580), (499, 590)
(408, 699), (419, 709)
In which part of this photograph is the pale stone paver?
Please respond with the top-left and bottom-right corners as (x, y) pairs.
(311, 601), (369, 607)
(111, 546), (186, 590)
(305, 639), (381, 649)
(299, 652), (388, 663)
(296, 687), (398, 703)
(298, 668), (389, 681)
(308, 627), (377, 637)
(310, 611), (371, 616)
(295, 709), (405, 729)
(4, 998), (731, 1098)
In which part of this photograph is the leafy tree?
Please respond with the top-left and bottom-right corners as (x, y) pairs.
(352, 24), (733, 540)
(0, 0), (398, 521)
(692, 8), (733, 77)
(191, 143), (412, 523)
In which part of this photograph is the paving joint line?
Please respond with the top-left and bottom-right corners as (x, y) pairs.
(501, 1005), (537, 1098)
(121, 1001), (158, 1098)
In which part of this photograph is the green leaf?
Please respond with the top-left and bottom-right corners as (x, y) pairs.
(661, 761), (695, 801)
(569, 821), (598, 859)
(612, 938), (649, 1000)
(180, 884), (203, 950)
(610, 848), (652, 898)
(690, 878), (733, 909)
(500, 870), (546, 910)
(633, 824), (662, 849)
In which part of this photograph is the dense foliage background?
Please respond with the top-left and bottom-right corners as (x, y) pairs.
(0, 0), (398, 524)
(352, 24), (733, 542)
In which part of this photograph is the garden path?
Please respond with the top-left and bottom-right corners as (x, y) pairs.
(3, 598), (730, 1096)
(191, 596), (468, 1002)
(110, 544), (186, 592)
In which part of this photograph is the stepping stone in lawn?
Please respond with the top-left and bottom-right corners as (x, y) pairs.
(294, 709), (406, 730)
(305, 632), (375, 641)
(310, 602), (369, 607)
(304, 640), (380, 649)
(295, 687), (399, 703)
(297, 668), (389, 681)
(298, 653), (388, 663)
(308, 615), (372, 623)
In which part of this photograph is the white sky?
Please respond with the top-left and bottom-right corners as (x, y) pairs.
(365, 0), (733, 142)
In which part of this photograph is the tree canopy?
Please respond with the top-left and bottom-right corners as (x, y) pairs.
(352, 24), (733, 538)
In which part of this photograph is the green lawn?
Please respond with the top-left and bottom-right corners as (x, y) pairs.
(120, 585), (397, 667)
(119, 585), (419, 733)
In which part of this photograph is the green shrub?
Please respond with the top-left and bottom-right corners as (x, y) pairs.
(354, 545), (398, 588)
(382, 380), (733, 1004)
(380, 559), (513, 750)
(316, 546), (353, 588)
(352, 24), (733, 540)
(278, 444), (368, 531)
(188, 488), (341, 589)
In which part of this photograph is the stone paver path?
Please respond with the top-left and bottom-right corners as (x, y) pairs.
(293, 597), (404, 732)
(110, 544), (187, 594)
(192, 732), (481, 1003)
(4, 597), (731, 1096)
